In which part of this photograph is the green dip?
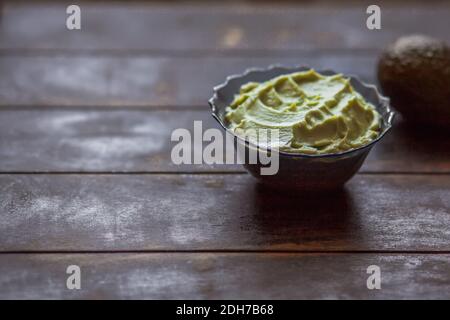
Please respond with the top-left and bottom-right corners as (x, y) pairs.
(224, 69), (381, 154)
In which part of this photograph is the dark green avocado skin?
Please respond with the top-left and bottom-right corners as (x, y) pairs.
(378, 35), (450, 126)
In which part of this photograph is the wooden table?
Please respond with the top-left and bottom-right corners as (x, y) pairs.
(0, 1), (449, 299)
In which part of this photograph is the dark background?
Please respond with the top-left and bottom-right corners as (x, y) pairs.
(0, 0), (449, 299)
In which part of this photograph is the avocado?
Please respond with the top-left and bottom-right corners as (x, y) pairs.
(377, 35), (450, 126)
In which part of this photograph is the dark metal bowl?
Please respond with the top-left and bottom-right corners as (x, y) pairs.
(209, 65), (395, 191)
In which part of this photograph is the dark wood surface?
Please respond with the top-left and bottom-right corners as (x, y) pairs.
(0, 110), (449, 173)
(2, 2), (450, 52)
(0, 55), (377, 107)
(1, 174), (449, 252)
(0, 1), (449, 299)
(2, 253), (450, 299)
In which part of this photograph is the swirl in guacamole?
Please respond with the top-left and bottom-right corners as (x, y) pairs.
(224, 69), (381, 155)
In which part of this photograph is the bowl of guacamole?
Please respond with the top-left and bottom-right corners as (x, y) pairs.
(209, 66), (395, 190)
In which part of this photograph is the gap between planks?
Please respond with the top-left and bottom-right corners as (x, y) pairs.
(0, 172), (448, 175)
(0, 48), (380, 58)
(2, 249), (450, 255)
(0, 105), (207, 111)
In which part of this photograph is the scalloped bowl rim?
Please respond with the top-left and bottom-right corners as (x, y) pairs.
(208, 64), (395, 159)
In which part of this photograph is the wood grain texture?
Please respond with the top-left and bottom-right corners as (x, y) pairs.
(0, 110), (233, 173)
(0, 110), (448, 173)
(2, 2), (450, 52)
(1, 1), (449, 300)
(0, 174), (449, 252)
(0, 55), (376, 107)
(1, 253), (450, 299)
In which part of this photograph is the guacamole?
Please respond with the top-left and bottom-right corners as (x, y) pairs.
(224, 69), (381, 154)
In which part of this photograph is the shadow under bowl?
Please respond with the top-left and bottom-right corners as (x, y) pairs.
(209, 65), (395, 191)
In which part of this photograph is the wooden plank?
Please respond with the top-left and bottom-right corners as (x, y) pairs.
(0, 110), (448, 173)
(365, 121), (450, 173)
(2, 2), (450, 52)
(1, 253), (450, 299)
(0, 55), (376, 107)
(0, 110), (240, 173)
(0, 174), (449, 252)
